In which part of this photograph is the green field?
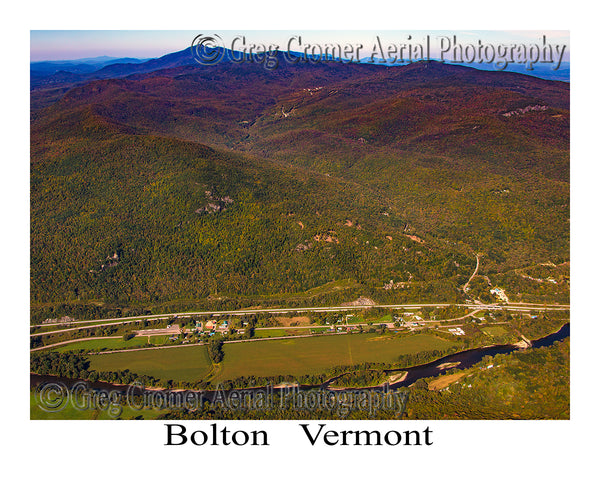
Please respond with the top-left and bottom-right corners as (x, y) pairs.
(310, 327), (331, 333)
(29, 391), (164, 420)
(146, 335), (172, 346)
(481, 326), (510, 337)
(89, 332), (456, 383)
(253, 328), (311, 338)
(89, 345), (213, 382)
(344, 315), (365, 324)
(52, 336), (150, 352)
(52, 334), (180, 353)
(211, 333), (455, 383)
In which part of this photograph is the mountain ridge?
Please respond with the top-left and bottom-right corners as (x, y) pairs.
(30, 50), (570, 320)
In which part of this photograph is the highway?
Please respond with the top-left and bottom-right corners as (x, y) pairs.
(30, 302), (568, 338)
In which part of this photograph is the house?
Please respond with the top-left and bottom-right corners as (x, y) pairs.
(448, 328), (465, 336)
(217, 322), (229, 332)
(490, 287), (509, 303)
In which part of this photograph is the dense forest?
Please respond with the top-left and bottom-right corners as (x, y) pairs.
(31, 55), (569, 322)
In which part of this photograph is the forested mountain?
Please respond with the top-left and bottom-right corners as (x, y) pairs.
(30, 48), (569, 321)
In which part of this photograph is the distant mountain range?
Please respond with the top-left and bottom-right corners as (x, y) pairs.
(30, 56), (148, 75)
(31, 49), (199, 89)
(31, 47), (569, 90)
(452, 61), (569, 82)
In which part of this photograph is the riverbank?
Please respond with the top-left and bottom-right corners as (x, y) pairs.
(31, 323), (569, 401)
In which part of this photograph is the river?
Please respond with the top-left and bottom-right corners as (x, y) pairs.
(385, 322), (570, 388)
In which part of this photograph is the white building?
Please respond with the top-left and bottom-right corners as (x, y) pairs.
(490, 287), (509, 303)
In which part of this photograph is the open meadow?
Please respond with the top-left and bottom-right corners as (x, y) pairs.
(89, 332), (457, 383)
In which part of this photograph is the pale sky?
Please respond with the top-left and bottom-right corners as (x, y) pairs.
(31, 30), (570, 63)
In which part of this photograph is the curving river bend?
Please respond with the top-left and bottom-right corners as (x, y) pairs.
(383, 322), (570, 389)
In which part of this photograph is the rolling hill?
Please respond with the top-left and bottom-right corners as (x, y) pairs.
(30, 49), (569, 322)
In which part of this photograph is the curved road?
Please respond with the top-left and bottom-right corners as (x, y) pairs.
(463, 253), (481, 296)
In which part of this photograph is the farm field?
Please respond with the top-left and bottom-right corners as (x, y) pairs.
(51, 336), (149, 352)
(481, 326), (510, 336)
(89, 344), (213, 382)
(253, 328), (312, 338)
(51, 335), (175, 353)
(90, 332), (457, 383)
(211, 333), (457, 383)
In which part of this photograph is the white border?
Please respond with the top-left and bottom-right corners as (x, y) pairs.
(3, 0), (596, 477)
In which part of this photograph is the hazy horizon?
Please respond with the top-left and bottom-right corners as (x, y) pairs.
(31, 30), (570, 64)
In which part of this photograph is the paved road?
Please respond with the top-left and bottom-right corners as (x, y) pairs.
(31, 319), (164, 337)
(463, 253), (481, 295)
(31, 301), (569, 337)
(27, 307), (517, 353)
